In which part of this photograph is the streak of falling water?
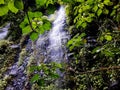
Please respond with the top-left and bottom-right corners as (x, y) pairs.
(48, 6), (69, 63)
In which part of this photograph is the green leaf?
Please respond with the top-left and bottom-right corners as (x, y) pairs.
(97, 9), (102, 16)
(0, 5), (8, 16)
(30, 32), (39, 41)
(14, 0), (24, 10)
(31, 74), (40, 83)
(43, 21), (51, 30)
(38, 25), (45, 34)
(0, 0), (4, 4)
(82, 22), (87, 28)
(105, 35), (112, 41)
(93, 6), (98, 12)
(8, 1), (18, 13)
(22, 25), (31, 34)
(33, 12), (43, 17)
(103, 9), (109, 14)
(28, 11), (43, 18)
(36, 0), (47, 6)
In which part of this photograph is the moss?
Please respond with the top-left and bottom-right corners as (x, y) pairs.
(0, 75), (12, 90)
(0, 40), (18, 89)
(17, 48), (26, 66)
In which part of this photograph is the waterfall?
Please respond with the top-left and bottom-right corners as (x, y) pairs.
(4, 6), (69, 90)
(48, 6), (69, 63)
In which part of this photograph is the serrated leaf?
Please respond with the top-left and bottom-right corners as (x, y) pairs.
(97, 9), (102, 16)
(0, 0), (4, 4)
(0, 5), (8, 16)
(30, 32), (39, 41)
(8, 1), (18, 13)
(14, 0), (24, 10)
(22, 25), (31, 34)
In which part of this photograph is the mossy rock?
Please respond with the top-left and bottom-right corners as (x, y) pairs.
(0, 40), (17, 75)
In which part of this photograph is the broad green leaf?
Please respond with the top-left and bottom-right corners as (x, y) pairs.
(28, 11), (43, 18)
(0, 0), (4, 4)
(14, 0), (24, 10)
(97, 9), (102, 16)
(105, 35), (112, 41)
(38, 25), (45, 34)
(8, 1), (18, 13)
(22, 25), (31, 34)
(30, 32), (39, 41)
(34, 12), (43, 17)
(0, 5), (8, 16)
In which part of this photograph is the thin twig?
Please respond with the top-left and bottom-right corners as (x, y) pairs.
(79, 66), (120, 74)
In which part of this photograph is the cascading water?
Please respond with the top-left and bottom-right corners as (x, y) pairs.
(47, 6), (69, 63)
(0, 23), (10, 40)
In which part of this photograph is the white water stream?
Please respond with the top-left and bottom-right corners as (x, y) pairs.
(48, 6), (69, 63)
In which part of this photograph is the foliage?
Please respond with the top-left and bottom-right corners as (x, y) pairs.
(64, 0), (120, 90)
(29, 62), (63, 88)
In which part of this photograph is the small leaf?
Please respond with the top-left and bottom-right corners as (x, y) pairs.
(0, 0), (4, 4)
(97, 9), (102, 16)
(82, 22), (87, 28)
(8, 1), (18, 13)
(36, 0), (47, 6)
(30, 32), (39, 41)
(22, 25), (31, 34)
(105, 35), (112, 41)
(31, 74), (40, 83)
(103, 9), (109, 14)
(14, 0), (24, 10)
(0, 5), (8, 16)
(93, 6), (98, 12)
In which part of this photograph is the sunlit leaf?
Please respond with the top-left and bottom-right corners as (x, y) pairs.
(8, 1), (18, 13)
(38, 25), (45, 34)
(105, 35), (112, 41)
(22, 25), (31, 34)
(0, 5), (8, 16)
(93, 6), (98, 12)
(0, 0), (4, 4)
